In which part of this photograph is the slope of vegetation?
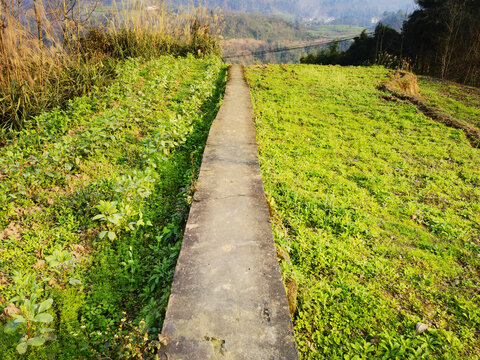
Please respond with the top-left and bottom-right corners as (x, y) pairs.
(222, 13), (312, 41)
(0, 55), (227, 358)
(222, 13), (364, 42)
(246, 65), (480, 359)
(305, 24), (365, 39)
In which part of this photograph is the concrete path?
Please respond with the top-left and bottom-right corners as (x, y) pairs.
(160, 66), (299, 360)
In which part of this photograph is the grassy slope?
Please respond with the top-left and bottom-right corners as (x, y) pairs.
(222, 13), (312, 41)
(418, 77), (480, 130)
(0, 55), (227, 358)
(246, 65), (480, 359)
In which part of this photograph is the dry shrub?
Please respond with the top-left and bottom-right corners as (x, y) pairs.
(84, 1), (223, 59)
(376, 51), (412, 73)
(388, 71), (421, 98)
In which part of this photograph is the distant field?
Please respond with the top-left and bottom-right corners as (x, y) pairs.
(418, 77), (480, 130)
(246, 65), (480, 359)
(306, 24), (366, 39)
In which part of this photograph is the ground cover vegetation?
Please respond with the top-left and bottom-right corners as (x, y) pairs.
(222, 13), (364, 42)
(305, 24), (365, 40)
(0, 55), (227, 358)
(221, 12), (311, 42)
(0, 0), (221, 130)
(301, 0), (480, 87)
(246, 64), (480, 359)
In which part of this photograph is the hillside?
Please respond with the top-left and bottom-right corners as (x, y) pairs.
(246, 65), (480, 359)
(222, 13), (365, 41)
(222, 13), (312, 41)
(220, 13), (365, 64)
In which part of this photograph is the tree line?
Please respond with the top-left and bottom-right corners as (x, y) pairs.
(301, 0), (480, 87)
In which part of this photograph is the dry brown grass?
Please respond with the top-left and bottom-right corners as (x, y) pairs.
(388, 70), (421, 98)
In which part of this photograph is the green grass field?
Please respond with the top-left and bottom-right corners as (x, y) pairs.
(246, 65), (480, 359)
(306, 24), (366, 39)
(0, 55), (227, 358)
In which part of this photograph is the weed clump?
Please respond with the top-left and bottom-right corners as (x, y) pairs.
(387, 71), (421, 98)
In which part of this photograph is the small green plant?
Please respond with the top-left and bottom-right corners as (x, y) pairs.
(46, 248), (81, 287)
(3, 273), (56, 354)
(115, 319), (168, 360)
(121, 246), (140, 292)
(93, 170), (158, 240)
(3, 298), (56, 354)
(93, 200), (123, 240)
(84, 315), (168, 360)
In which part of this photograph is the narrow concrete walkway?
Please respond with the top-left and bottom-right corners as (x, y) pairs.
(160, 66), (299, 359)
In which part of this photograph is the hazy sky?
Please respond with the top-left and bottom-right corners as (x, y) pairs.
(297, 0), (417, 17)
(177, 0), (418, 17)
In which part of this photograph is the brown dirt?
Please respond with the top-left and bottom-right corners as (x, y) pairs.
(275, 243), (297, 316)
(0, 222), (22, 240)
(0, 272), (10, 287)
(285, 277), (298, 317)
(251, 64), (268, 70)
(15, 205), (42, 217)
(3, 303), (20, 317)
(275, 243), (291, 263)
(379, 71), (480, 147)
(33, 259), (46, 269)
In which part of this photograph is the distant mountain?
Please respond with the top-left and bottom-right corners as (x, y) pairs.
(169, 0), (416, 20)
